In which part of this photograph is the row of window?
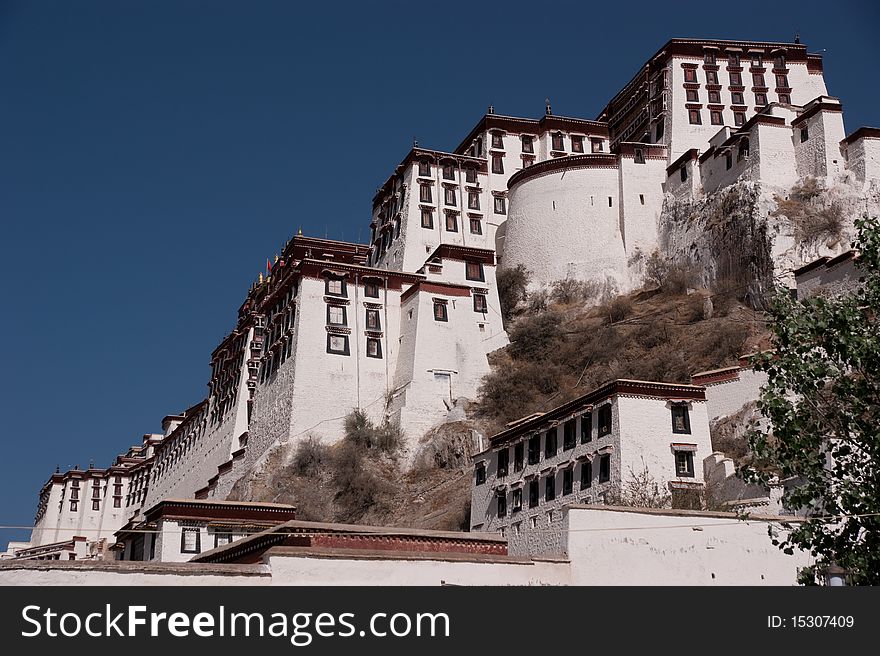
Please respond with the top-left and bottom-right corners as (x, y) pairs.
(490, 131), (605, 155)
(420, 209), (487, 234)
(477, 404), (691, 482)
(703, 51), (785, 69)
(494, 456), (612, 518)
(685, 87), (774, 107)
(418, 159), (479, 183)
(685, 67), (789, 89)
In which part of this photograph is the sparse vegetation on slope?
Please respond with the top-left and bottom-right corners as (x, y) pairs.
(475, 267), (770, 437)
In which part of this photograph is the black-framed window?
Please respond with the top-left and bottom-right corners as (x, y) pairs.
(92, 499), (100, 511)
(512, 488), (522, 512)
(327, 305), (347, 326)
(497, 448), (509, 477)
(562, 468), (573, 496)
(527, 435), (540, 465)
(433, 302), (448, 322)
(325, 277), (347, 297)
(580, 412), (592, 443)
(466, 261), (485, 281)
(672, 404), (691, 434)
(634, 149), (645, 164)
(469, 218), (482, 235)
(755, 92), (768, 106)
(680, 166), (688, 183)
(683, 68), (697, 83)
(528, 480), (539, 508)
(514, 442), (524, 471)
(686, 89), (699, 102)
(571, 135), (584, 153)
(493, 196), (506, 214)
(418, 160), (431, 176)
(775, 74), (788, 88)
(366, 337), (382, 359)
(726, 152), (733, 169)
(467, 191), (480, 210)
(442, 162), (455, 180)
(731, 91), (744, 105)
(597, 404), (612, 436)
(581, 461), (592, 489)
(773, 54), (785, 69)
(473, 293), (488, 313)
(753, 73), (766, 87)
(421, 209), (434, 229)
(465, 167), (477, 183)
(704, 50), (716, 65)
(751, 53), (763, 67)
(800, 126), (809, 142)
(598, 454), (611, 483)
(551, 132), (565, 151)
(364, 282), (379, 298)
(711, 110), (723, 125)
(778, 93), (791, 104)
(729, 72), (742, 86)
(675, 451), (695, 477)
(708, 89), (721, 103)
(521, 135), (534, 153)
(214, 532), (233, 549)
(706, 70), (718, 84)
(444, 187), (457, 206)
(728, 52), (740, 67)
(545, 475), (556, 501)
(419, 184), (432, 203)
(445, 212), (458, 232)
(327, 334), (350, 355)
(544, 428), (557, 458)
(688, 109), (701, 125)
(365, 308), (381, 330)
(491, 155), (504, 174)
(475, 462), (486, 485)
(491, 132), (504, 149)
(563, 420), (576, 450)
(181, 527), (201, 554)
(591, 138), (604, 153)
(497, 491), (507, 518)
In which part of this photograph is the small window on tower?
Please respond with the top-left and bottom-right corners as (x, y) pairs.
(800, 126), (809, 142)
(686, 89), (699, 102)
(469, 217), (482, 235)
(634, 149), (645, 164)
(494, 196), (506, 214)
(552, 132), (565, 151)
(365, 309), (381, 330)
(672, 404), (691, 434)
(442, 162), (455, 180)
(711, 110), (723, 125)
(366, 337), (382, 359)
(445, 212), (458, 232)
(491, 155), (504, 174)
(683, 68), (697, 83)
(444, 187), (457, 207)
(521, 135), (534, 153)
(571, 135), (584, 153)
(473, 293), (488, 313)
(418, 160), (431, 177)
(327, 334), (350, 356)
(734, 112), (745, 127)
(491, 132), (504, 149)
(364, 282), (380, 298)
(420, 209), (434, 229)
(465, 167), (477, 183)
(688, 109), (702, 125)
(468, 191), (480, 210)
(433, 301), (448, 322)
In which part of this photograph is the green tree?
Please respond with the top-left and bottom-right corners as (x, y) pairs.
(743, 215), (880, 585)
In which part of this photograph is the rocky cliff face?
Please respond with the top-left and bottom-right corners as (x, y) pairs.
(659, 177), (878, 305)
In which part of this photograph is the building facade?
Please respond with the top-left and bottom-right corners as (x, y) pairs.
(470, 380), (712, 553)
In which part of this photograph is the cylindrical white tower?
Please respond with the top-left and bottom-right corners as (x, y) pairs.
(502, 155), (630, 292)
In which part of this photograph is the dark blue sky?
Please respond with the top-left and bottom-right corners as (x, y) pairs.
(1, 0), (877, 547)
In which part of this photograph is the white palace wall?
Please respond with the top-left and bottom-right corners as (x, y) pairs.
(504, 161), (629, 291)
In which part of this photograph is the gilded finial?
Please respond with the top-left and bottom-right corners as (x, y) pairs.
(259, 272), (264, 284)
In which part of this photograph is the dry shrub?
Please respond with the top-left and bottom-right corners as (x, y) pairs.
(496, 264), (529, 323)
(291, 436), (328, 477)
(644, 250), (700, 294)
(507, 310), (563, 360)
(601, 295), (635, 323)
(772, 177), (845, 243)
(605, 463), (671, 508)
(549, 278), (601, 305)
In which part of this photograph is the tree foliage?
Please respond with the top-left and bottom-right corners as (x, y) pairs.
(496, 264), (530, 325)
(742, 215), (880, 585)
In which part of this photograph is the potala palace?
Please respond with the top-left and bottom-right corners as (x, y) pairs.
(4, 37), (878, 584)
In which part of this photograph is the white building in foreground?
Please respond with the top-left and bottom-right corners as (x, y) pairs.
(470, 380), (713, 554)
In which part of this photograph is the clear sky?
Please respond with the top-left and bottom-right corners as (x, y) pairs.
(1, 0), (878, 548)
